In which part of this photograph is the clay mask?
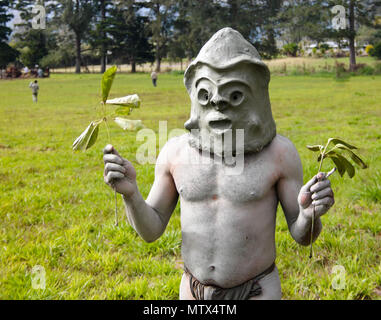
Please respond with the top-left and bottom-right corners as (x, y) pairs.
(183, 28), (276, 157)
(185, 64), (276, 156)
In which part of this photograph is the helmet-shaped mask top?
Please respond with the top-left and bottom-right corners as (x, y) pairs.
(183, 28), (276, 156)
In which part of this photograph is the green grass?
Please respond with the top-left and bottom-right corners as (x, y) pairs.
(0, 71), (380, 300)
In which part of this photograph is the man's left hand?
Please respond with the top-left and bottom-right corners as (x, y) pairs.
(298, 172), (335, 220)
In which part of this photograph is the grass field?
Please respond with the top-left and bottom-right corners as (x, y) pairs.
(0, 70), (380, 300)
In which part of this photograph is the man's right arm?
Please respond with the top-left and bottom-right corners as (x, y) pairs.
(103, 142), (179, 242)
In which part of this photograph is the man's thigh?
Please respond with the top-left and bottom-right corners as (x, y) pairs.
(179, 272), (196, 300)
(249, 266), (282, 300)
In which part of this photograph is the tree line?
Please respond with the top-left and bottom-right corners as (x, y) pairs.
(1, 0), (380, 73)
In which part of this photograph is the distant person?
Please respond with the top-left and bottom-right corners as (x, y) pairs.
(23, 66), (30, 76)
(37, 67), (43, 78)
(151, 71), (158, 87)
(29, 80), (39, 103)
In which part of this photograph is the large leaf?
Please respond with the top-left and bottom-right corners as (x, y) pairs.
(349, 152), (368, 169)
(307, 145), (324, 152)
(101, 66), (117, 103)
(318, 152), (355, 178)
(330, 156), (346, 177)
(114, 118), (144, 131)
(72, 121), (101, 151)
(332, 144), (368, 169)
(106, 94), (141, 108)
(333, 154), (355, 178)
(322, 153), (355, 178)
(327, 138), (357, 150)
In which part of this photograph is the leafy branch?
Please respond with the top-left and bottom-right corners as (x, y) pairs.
(72, 66), (143, 226)
(306, 137), (367, 258)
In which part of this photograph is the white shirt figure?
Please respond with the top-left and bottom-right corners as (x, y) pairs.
(29, 81), (39, 103)
(151, 71), (158, 87)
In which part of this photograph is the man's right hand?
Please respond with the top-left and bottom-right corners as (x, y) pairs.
(103, 144), (137, 197)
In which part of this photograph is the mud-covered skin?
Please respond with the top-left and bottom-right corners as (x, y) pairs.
(103, 134), (334, 299)
(102, 27), (335, 300)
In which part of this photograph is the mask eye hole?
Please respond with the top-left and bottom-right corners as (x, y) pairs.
(230, 91), (244, 106)
(197, 88), (210, 106)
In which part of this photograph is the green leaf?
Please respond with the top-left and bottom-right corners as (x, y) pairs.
(327, 138), (357, 150)
(72, 121), (101, 151)
(318, 152), (355, 178)
(330, 156), (346, 177)
(349, 152), (368, 169)
(114, 118), (144, 131)
(106, 94), (141, 108)
(333, 144), (368, 169)
(333, 154), (355, 178)
(114, 107), (132, 117)
(101, 66), (117, 103)
(307, 145), (324, 152)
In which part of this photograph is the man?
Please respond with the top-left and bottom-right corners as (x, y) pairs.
(29, 80), (39, 103)
(151, 71), (158, 87)
(103, 28), (334, 300)
(37, 67), (43, 78)
(23, 66), (30, 76)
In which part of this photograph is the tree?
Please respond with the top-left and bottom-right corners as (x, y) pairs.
(277, 0), (330, 45)
(89, 0), (114, 73)
(107, 1), (154, 72)
(0, 0), (19, 67)
(171, 0), (281, 60)
(61, 0), (94, 73)
(328, 0), (381, 71)
(170, 0), (227, 61)
(17, 29), (48, 67)
(252, 0), (283, 58)
(142, 0), (176, 72)
(13, 0), (61, 68)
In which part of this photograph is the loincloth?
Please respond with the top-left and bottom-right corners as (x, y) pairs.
(184, 262), (275, 300)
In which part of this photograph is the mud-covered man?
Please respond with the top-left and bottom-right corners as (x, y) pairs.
(103, 28), (335, 300)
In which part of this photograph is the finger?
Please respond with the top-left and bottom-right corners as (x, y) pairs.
(104, 171), (125, 184)
(110, 147), (122, 158)
(317, 172), (326, 181)
(310, 179), (331, 193)
(103, 144), (114, 154)
(103, 154), (123, 165)
(300, 175), (318, 193)
(103, 144), (123, 158)
(105, 163), (126, 175)
(312, 196), (334, 207)
(311, 187), (334, 200)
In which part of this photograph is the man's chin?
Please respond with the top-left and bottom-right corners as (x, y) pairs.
(188, 126), (276, 157)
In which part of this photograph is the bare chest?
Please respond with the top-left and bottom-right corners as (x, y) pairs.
(172, 149), (279, 203)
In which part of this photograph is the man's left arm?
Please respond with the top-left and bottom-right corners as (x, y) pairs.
(276, 139), (335, 246)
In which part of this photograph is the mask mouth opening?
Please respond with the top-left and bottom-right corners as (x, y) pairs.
(208, 119), (232, 133)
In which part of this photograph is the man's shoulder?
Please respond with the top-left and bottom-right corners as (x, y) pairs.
(267, 134), (298, 155)
(165, 133), (189, 154)
(267, 134), (302, 177)
(156, 133), (189, 166)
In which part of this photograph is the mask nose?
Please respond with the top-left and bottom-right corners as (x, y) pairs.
(210, 94), (228, 111)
